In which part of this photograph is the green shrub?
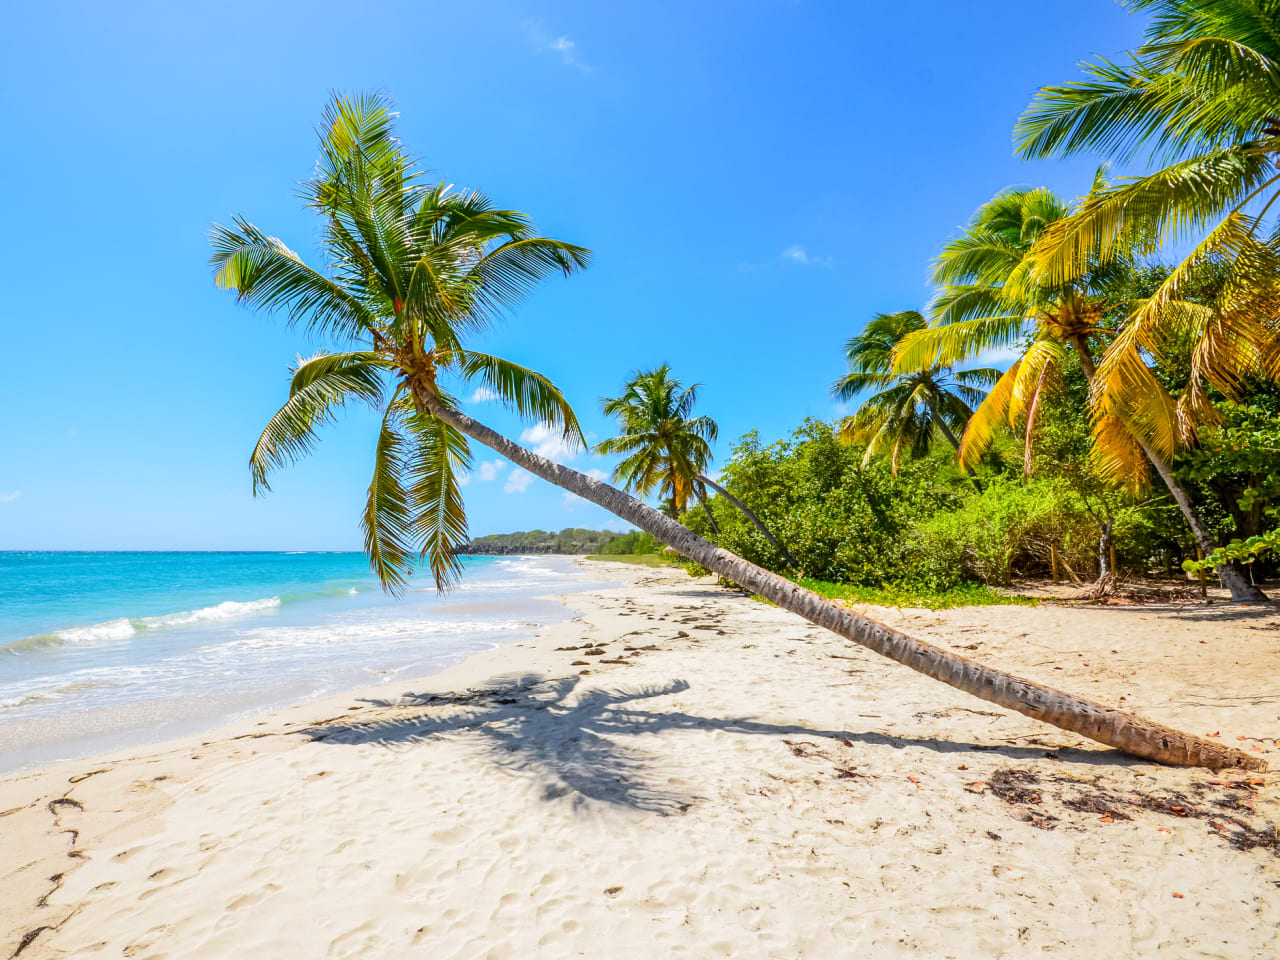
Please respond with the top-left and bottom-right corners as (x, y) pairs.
(911, 477), (1100, 585)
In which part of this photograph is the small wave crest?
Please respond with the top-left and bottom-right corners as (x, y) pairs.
(3, 596), (284, 654)
(138, 597), (281, 629)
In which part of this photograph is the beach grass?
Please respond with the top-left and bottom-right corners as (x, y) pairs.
(770, 578), (1038, 610)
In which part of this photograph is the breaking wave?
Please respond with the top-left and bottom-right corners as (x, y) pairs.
(3, 596), (284, 654)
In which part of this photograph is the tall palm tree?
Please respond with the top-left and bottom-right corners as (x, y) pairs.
(896, 186), (1266, 601)
(833, 310), (998, 475)
(1014, 0), (1280, 446)
(597, 366), (797, 566)
(213, 92), (1260, 771)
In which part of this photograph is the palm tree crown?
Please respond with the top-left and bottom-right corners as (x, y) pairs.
(894, 185), (1158, 483)
(210, 93), (589, 592)
(595, 365), (719, 516)
(833, 310), (997, 472)
(1014, 0), (1280, 430)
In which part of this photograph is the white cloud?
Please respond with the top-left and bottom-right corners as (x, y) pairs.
(457, 458), (507, 487)
(520, 422), (581, 463)
(525, 20), (592, 71)
(973, 343), (1022, 370)
(780, 245), (833, 268)
(0, 491), (19, 503)
(585, 468), (608, 482)
(504, 469), (534, 494)
(468, 387), (500, 403)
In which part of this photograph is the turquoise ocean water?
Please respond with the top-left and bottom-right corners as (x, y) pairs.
(0, 552), (609, 772)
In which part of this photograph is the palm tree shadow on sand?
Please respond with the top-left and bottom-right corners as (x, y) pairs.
(299, 674), (1140, 815)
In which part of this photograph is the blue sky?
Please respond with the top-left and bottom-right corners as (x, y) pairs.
(0, 0), (1145, 550)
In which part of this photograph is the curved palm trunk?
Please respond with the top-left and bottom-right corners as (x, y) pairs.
(1072, 337), (1266, 603)
(930, 411), (984, 493)
(424, 395), (1264, 772)
(698, 474), (799, 569)
(692, 485), (721, 535)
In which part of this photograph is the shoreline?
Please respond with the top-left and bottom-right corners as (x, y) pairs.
(0, 555), (612, 776)
(3, 559), (1278, 957)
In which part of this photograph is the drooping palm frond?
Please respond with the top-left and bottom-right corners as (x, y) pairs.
(445, 349), (584, 444)
(405, 411), (472, 591)
(958, 360), (1022, 472)
(362, 406), (416, 594)
(894, 313), (1029, 372)
(1028, 147), (1275, 286)
(250, 352), (389, 493)
(210, 220), (380, 341)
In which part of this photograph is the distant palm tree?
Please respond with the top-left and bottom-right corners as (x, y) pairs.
(597, 366), (797, 566)
(832, 310), (997, 474)
(211, 92), (1258, 771)
(895, 185), (1266, 601)
(596, 366), (720, 528)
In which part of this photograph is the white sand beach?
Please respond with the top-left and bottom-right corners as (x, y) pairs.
(3, 560), (1278, 959)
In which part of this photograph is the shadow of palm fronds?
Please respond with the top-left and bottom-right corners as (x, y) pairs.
(302, 674), (697, 814)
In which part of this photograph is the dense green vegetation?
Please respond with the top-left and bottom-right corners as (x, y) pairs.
(459, 528), (660, 555)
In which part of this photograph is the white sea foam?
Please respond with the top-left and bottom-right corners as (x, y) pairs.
(218, 617), (528, 654)
(54, 618), (137, 644)
(4, 597), (284, 654)
(137, 596), (281, 629)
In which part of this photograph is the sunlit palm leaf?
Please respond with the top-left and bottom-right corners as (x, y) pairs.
(250, 352), (388, 493)
(362, 407), (415, 594)
(406, 411), (473, 591)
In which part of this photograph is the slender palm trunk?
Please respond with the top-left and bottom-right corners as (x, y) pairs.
(931, 411), (983, 493)
(423, 395), (1264, 772)
(698, 474), (799, 569)
(693, 485), (720, 535)
(1070, 337), (1266, 603)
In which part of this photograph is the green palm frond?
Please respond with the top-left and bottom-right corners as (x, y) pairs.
(958, 361), (1022, 471)
(448, 350), (584, 444)
(250, 352), (388, 493)
(406, 411), (472, 591)
(210, 219), (380, 341)
(830, 371), (898, 403)
(1030, 147), (1275, 285)
(362, 406), (415, 594)
(894, 314), (1028, 371)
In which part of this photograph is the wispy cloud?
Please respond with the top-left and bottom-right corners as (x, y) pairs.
(504, 469), (534, 494)
(0, 491), (19, 503)
(525, 20), (592, 72)
(780, 245), (833, 268)
(520, 422), (581, 463)
(468, 387), (500, 403)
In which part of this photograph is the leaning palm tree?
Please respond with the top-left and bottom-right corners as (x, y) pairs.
(212, 92), (1260, 771)
(597, 366), (797, 566)
(1014, 0), (1280, 447)
(833, 310), (998, 474)
(896, 185), (1266, 601)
